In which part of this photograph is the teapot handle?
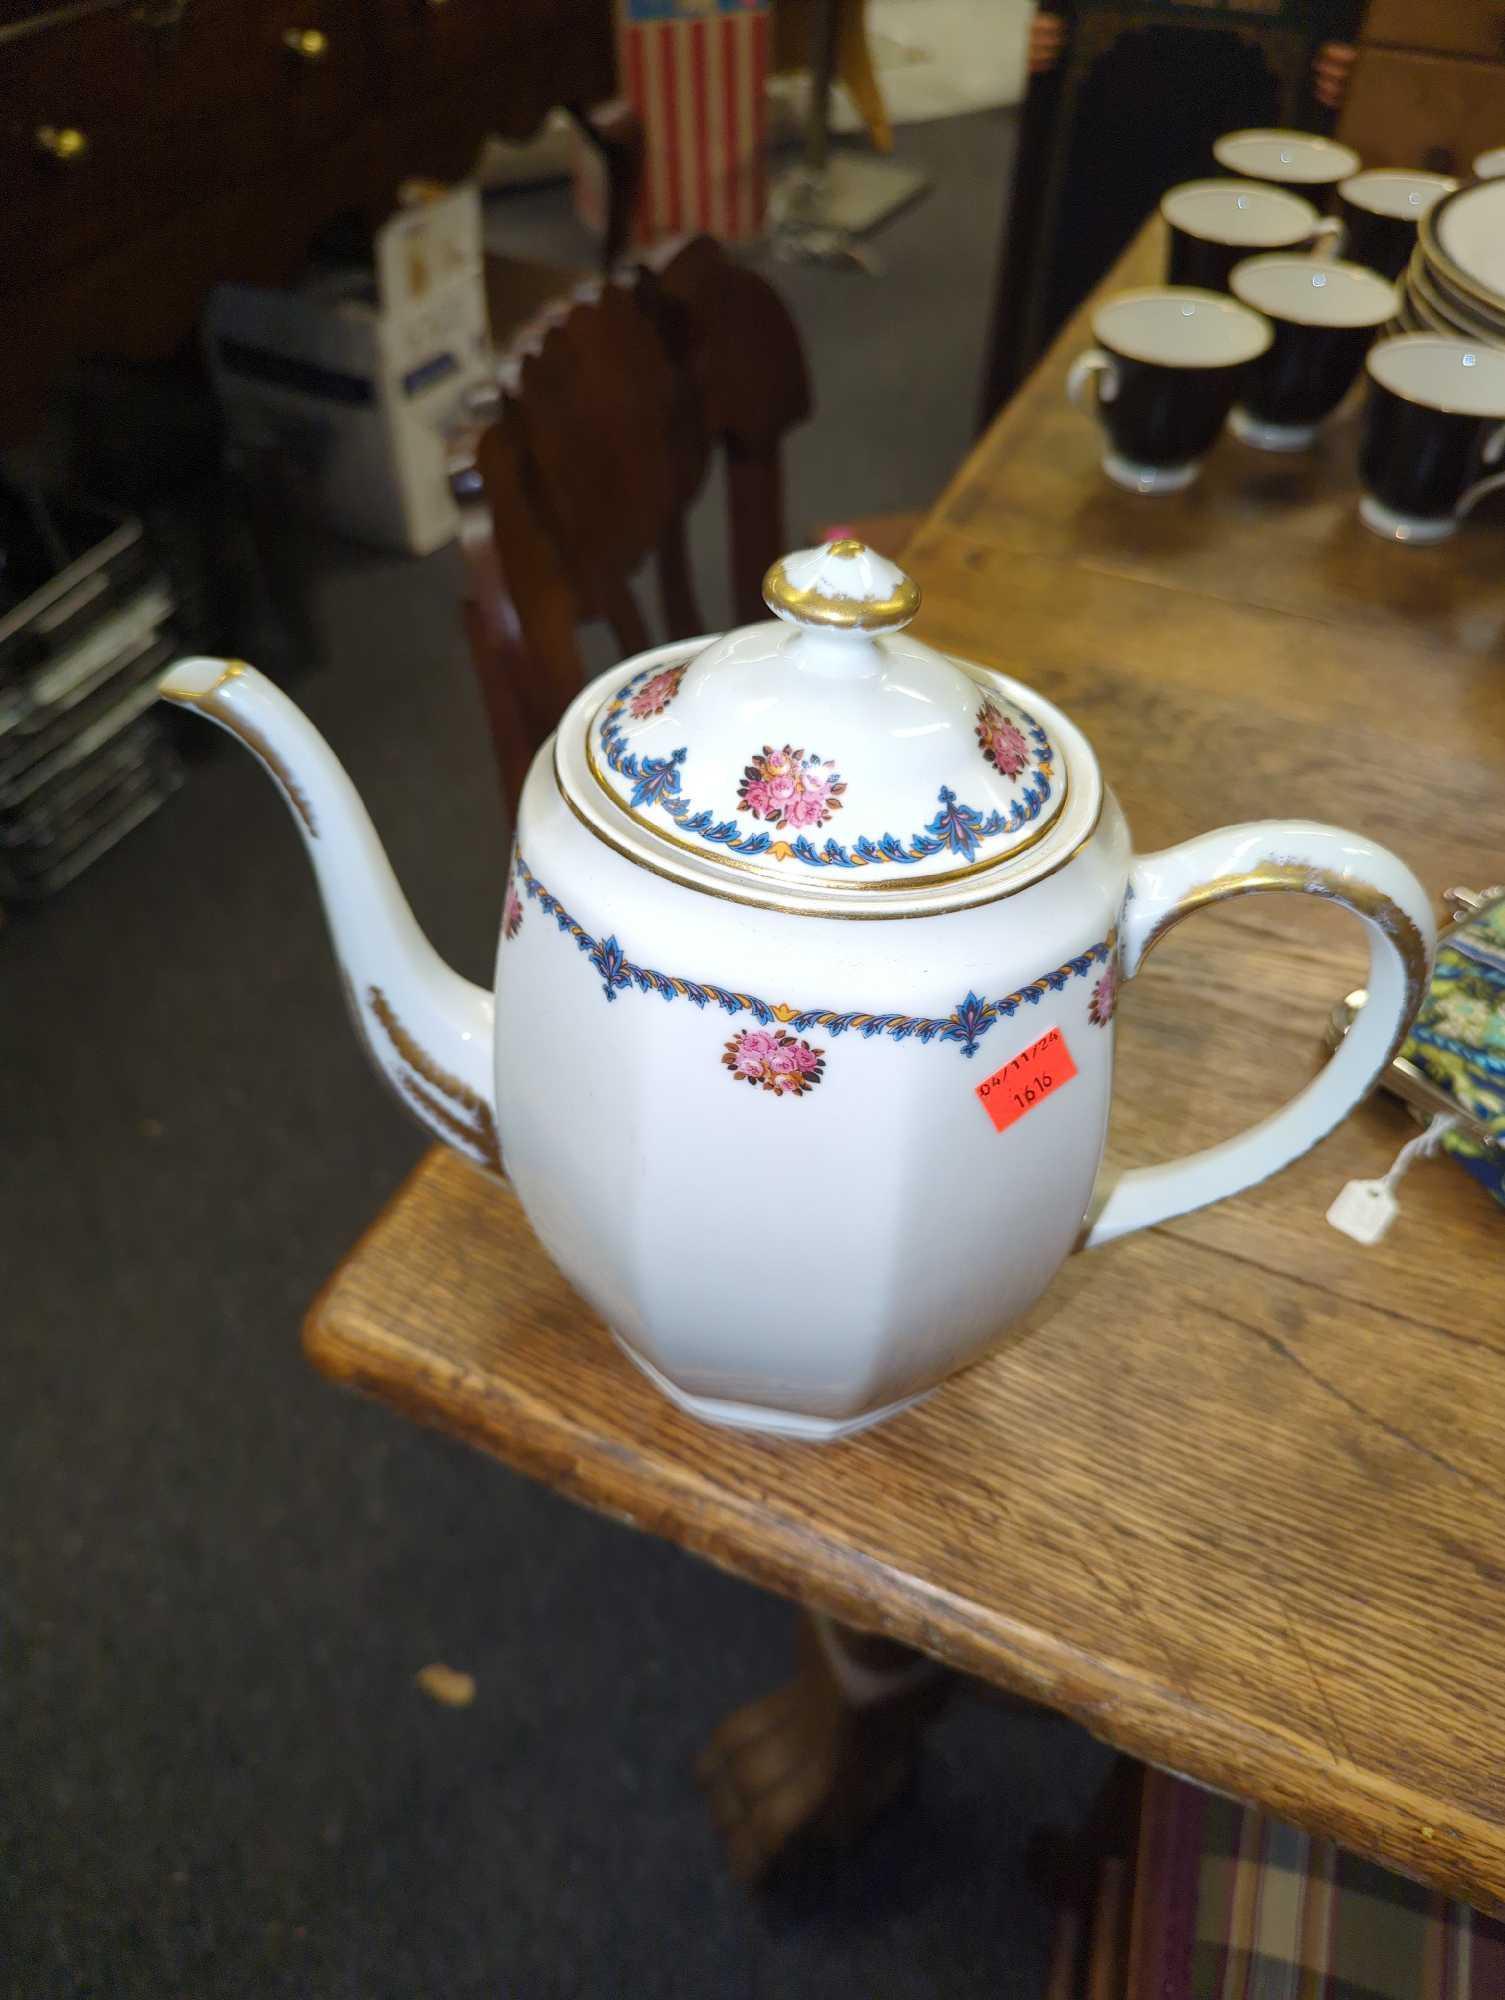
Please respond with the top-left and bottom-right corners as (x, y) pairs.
(1082, 821), (1434, 1247)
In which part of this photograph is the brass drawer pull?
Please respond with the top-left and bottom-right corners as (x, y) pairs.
(35, 125), (89, 162)
(281, 25), (328, 60)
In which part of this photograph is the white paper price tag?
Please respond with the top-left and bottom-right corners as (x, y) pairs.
(1326, 1177), (1399, 1246)
(1325, 1112), (1459, 1247)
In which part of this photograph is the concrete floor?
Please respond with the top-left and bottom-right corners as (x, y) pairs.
(1, 114), (1114, 1998)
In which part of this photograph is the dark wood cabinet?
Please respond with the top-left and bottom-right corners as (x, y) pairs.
(0, 0), (615, 433)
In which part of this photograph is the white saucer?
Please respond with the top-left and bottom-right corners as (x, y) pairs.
(1359, 492), (1457, 543)
(1230, 407), (1320, 452)
(1102, 451), (1200, 495)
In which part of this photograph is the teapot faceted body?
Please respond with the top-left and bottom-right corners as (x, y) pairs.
(499, 655), (1129, 1437)
(158, 543), (1435, 1440)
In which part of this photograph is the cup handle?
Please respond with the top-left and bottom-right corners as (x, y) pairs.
(1081, 820), (1434, 1248)
(1455, 421), (1505, 518)
(1311, 215), (1345, 256)
(1066, 347), (1119, 414)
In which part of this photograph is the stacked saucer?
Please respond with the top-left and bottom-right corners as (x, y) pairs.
(1397, 178), (1505, 347)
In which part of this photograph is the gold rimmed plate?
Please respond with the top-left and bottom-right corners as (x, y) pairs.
(1408, 246), (1505, 345)
(1419, 179), (1505, 319)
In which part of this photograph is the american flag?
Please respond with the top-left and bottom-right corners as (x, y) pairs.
(618, 0), (770, 243)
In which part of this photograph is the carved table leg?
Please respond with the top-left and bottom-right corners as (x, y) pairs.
(697, 1609), (952, 1882)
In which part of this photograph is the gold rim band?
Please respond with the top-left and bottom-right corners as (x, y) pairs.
(583, 732), (1069, 893)
(159, 660), (318, 838)
(1137, 860), (1431, 1033)
(762, 543), (921, 631)
(556, 742), (1103, 920)
(1419, 190), (1505, 319)
(585, 653), (1070, 894)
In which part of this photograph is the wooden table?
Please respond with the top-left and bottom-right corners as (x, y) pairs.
(308, 219), (1505, 1909)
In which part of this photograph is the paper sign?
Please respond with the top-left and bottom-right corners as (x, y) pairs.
(975, 1027), (1078, 1134)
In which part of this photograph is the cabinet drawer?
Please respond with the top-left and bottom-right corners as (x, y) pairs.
(0, 0), (360, 123)
(371, 0), (613, 135)
(0, 3), (367, 283)
(151, 0), (368, 168)
(0, 113), (177, 280)
(0, 5), (182, 127)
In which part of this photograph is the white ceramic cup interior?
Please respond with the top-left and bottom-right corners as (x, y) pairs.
(1339, 168), (1458, 219)
(1092, 288), (1272, 368)
(1161, 177), (1318, 246)
(1231, 255), (1397, 327)
(1367, 334), (1505, 415)
(1213, 128), (1360, 186)
(1472, 146), (1505, 181)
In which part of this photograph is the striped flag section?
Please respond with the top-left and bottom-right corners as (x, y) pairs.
(618, 0), (770, 243)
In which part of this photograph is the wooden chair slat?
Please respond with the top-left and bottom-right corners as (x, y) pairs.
(456, 237), (814, 816)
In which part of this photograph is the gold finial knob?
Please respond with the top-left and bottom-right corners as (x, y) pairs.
(282, 25), (329, 59)
(762, 540), (920, 634)
(35, 125), (88, 163)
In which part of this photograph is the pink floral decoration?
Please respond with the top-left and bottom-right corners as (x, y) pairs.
(737, 745), (847, 832)
(976, 700), (1029, 781)
(628, 665), (686, 720)
(504, 885), (524, 940)
(722, 1025), (826, 1096)
(1089, 962), (1119, 1027)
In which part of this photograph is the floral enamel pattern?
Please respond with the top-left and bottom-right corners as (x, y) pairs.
(627, 664), (686, 720)
(504, 883), (524, 940)
(596, 667), (1056, 873)
(723, 1026), (826, 1095)
(512, 856), (1115, 1091)
(1400, 896), (1505, 1202)
(737, 745), (846, 831)
(1088, 960), (1119, 1026)
(976, 699), (1029, 780)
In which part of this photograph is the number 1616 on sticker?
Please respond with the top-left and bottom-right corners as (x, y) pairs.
(974, 1027), (1078, 1135)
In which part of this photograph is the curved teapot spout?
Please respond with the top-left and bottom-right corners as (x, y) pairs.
(159, 658), (500, 1173)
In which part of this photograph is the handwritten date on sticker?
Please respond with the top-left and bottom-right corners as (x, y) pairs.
(975, 1027), (1078, 1134)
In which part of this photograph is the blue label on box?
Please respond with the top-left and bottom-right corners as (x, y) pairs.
(623, 0), (766, 20)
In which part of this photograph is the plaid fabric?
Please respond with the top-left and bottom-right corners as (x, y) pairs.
(1131, 1771), (1505, 2000)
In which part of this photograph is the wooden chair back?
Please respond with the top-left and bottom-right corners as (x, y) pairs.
(452, 234), (811, 815)
(482, 97), (645, 349)
(977, 3), (1319, 422)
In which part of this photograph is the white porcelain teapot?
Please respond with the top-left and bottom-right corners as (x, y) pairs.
(160, 541), (1434, 1439)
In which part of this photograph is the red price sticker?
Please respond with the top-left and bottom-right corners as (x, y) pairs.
(974, 1027), (1078, 1134)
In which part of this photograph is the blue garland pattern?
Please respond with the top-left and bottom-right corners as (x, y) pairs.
(596, 669), (1056, 871)
(514, 854), (1114, 1060)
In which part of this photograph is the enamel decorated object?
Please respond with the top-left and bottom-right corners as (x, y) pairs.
(159, 541), (1435, 1440)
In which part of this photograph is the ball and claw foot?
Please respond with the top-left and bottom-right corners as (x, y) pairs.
(696, 1611), (952, 1882)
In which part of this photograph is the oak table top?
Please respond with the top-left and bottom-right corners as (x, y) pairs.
(307, 219), (1505, 1910)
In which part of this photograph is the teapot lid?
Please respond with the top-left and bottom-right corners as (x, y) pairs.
(579, 541), (1069, 901)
